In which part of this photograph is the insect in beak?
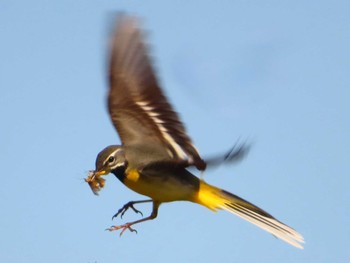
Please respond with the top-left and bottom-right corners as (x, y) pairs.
(85, 170), (106, 195)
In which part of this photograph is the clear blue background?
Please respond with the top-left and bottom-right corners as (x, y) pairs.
(1, 1), (349, 262)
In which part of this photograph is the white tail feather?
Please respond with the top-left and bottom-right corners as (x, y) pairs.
(196, 180), (304, 249)
(220, 203), (304, 249)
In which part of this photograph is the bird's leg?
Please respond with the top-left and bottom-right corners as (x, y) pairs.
(112, 199), (152, 220)
(107, 201), (160, 236)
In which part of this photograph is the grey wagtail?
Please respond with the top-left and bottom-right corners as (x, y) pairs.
(85, 14), (304, 249)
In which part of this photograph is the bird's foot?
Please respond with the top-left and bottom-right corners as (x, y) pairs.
(112, 201), (143, 220)
(106, 223), (138, 236)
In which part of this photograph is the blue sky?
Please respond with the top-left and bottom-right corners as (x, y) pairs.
(1, 0), (350, 262)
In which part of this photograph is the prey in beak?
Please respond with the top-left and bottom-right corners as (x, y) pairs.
(85, 170), (108, 195)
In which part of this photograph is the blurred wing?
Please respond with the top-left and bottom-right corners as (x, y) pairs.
(204, 142), (250, 168)
(108, 14), (205, 170)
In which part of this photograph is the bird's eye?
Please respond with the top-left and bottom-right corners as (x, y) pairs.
(108, 156), (115, 163)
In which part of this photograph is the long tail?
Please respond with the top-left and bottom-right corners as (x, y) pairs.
(195, 180), (304, 249)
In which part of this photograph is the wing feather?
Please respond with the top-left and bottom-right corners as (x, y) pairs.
(108, 14), (205, 169)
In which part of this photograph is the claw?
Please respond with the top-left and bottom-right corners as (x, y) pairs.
(128, 205), (143, 217)
(107, 201), (158, 237)
(112, 202), (144, 220)
(106, 223), (138, 236)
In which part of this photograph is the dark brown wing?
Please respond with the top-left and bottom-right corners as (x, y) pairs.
(107, 14), (205, 170)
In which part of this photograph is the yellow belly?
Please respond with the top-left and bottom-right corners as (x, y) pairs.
(123, 168), (197, 202)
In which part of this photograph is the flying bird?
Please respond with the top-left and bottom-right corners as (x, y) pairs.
(86, 14), (304, 249)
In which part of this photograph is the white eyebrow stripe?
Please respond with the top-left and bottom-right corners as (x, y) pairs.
(136, 100), (188, 160)
(103, 148), (123, 164)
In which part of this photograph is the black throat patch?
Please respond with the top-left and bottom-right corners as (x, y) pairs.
(111, 165), (127, 182)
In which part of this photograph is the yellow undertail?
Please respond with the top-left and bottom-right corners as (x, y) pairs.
(194, 180), (304, 249)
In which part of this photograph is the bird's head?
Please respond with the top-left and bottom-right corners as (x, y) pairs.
(85, 145), (127, 195)
(94, 145), (127, 174)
